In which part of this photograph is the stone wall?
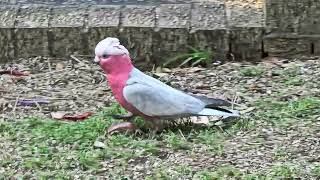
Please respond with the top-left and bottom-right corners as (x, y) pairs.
(0, 0), (318, 66)
(264, 0), (320, 57)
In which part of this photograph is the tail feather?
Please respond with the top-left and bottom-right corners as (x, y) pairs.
(190, 94), (232, 107)
(197, 108), (240, 117)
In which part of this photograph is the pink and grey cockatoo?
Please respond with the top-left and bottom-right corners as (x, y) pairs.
(94, 37), (239, 132)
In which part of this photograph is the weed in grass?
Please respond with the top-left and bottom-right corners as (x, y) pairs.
(37, 171), (71, 180)
(0, 171), (16, 179)
(194, 166), (266, 180)
(274, 147), (290, 160)
(22, 157), (47, 170)
(163, 131), (190, 150)
(240, 67), (265, 77)
(194, 170), (216, 180)
(152, 165), (172, 180)
(163, 46), (214, 68)
(268, 164), (299, 178)
(282, 76), (304, 86)
(130, 139), (159, 155)
(175, 165), (193, 176)
(311, 165), (320, 177)
(194, 166), (243, 179)
(78, 151), (102, 171)
(193, 129), (226, 155)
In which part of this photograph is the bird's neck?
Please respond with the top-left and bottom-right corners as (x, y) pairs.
(102, 55), (133, 98)
(102, 55), (134, 111)
(101, 55), (133, 76)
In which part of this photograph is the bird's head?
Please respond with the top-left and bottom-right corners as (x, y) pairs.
(94, 37), (132, 74)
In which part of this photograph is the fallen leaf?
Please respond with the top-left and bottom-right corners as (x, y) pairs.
(0, 98), (7, 106)
(63, 112), (93, 121)
(189, 116), (209, 124)
(51, 112), (92, 121)
(0, 69), (30, 76)
(214, 120), (224, 126)
(18, 99), (50, 106)
(51, 112), (67, 119)
(162, 68), (172, 73)
(189, 67), (204, 73)
(240, 107), (256, 114)
(55, 62), (65, 70)
(262, 56), (285, 68)
(188, 116), (220, 125)
(153, 73), (168, 77)
(155, 66), (162, 73)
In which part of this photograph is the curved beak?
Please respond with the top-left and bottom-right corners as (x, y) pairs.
(93, 56), (100, 65)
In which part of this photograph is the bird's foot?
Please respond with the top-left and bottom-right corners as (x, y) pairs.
(107, 122), (144, 135)
(149, 120), (165, 134)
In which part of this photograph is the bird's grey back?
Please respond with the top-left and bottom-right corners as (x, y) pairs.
(125, 68), (205, 116)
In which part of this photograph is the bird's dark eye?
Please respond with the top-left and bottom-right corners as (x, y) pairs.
(102, 54), (109, 58)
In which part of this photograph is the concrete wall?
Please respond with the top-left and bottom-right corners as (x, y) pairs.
(0, 0), (319, 66)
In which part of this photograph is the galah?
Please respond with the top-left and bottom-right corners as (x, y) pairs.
(94, 37), (239, 132)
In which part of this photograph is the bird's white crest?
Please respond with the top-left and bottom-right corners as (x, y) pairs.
(95, 37), (129, 57)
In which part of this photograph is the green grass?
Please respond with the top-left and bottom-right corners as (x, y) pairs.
(1, 61), (320, 178)
(193, 166), (266, 180)
(254, 97), (320, 127)
(267, 164), (299, 179)
(1, 103), (243, 178)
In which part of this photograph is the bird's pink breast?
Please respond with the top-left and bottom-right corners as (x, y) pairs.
(103, 56), (148, 118)
(107, 73), (129, 108)
(107, 72), (147, 117)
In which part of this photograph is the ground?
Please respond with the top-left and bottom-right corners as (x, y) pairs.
(0, 56), (320, 179)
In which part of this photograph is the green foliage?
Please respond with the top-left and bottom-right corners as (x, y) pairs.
(240, 66), (265, 77)
(268, 164), (299, 178)
(163, 46), (213, 67)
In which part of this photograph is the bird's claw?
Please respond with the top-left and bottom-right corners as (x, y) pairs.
(107, 122), (144, 135)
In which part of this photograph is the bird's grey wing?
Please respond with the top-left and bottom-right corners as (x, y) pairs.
(123, 82), (204, 117)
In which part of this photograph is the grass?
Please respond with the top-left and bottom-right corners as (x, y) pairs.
(267, 164), (299, 178)
(0, 104), (239, 178)
(254, 97), (320, 127)
(1, 61), (320, 178)
(2, 96), (319, 178)
(311, 166), (320, 177)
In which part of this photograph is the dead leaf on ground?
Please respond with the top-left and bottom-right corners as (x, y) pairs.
(55, 62), (65, 70)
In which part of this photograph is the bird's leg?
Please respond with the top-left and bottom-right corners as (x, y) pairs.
(107, 112), (144, 135)
(148, 119), (165, 133)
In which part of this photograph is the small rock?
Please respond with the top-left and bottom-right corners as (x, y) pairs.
(93, 141), (106, 149)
